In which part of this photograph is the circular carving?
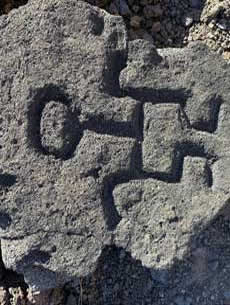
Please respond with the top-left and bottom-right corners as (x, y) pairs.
(40, 101), (80, 159)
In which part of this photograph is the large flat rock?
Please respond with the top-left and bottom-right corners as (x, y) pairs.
(0, 0), (230, 291)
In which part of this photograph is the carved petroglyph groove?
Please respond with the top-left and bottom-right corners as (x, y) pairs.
(40, 101), (79, 159)
(103, 95), (225, 230)
(26, 84), (227, 230)
(27, 84), (82, 160)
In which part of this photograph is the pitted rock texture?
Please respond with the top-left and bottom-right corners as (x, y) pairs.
(0, 0), (135, 290)
(40, 101), (79, 159)
(0, 0), (230, 296)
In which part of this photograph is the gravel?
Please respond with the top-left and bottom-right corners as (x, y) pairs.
(1, 0), (229, 60)
(85, 0), (230, 61)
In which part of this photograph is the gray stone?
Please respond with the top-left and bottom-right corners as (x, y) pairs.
(0, 0), (136, 290)
(116, 40), (230, 269)
(190, 0), (202, 9)
(0, 0), (230, 294)
(108, 2), (119, 15)
(183, 16), (193, 27)
(216, 20), (228, 31)
(117, 0), (131, 16)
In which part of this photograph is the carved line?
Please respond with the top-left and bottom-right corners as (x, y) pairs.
(102, 141), (215, 230)
(26, 85), (222, 231)
(27, 84), (82, 160)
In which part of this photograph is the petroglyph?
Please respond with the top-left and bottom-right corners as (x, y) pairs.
(0, 0), (229, 291)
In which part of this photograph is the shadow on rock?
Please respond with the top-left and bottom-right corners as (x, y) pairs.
(68, 205), (230, 305)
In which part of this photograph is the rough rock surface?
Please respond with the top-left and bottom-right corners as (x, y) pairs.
(86, 0), (230, 61)
(0, 286), (64, 305)
(0, 0), (139, 290)
(1, 1), (230, 61)
(0, 0), (230, 304)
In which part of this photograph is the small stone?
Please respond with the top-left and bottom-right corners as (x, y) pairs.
(119, 249), (126, 260)
(0, 287), (9, 305)
(190, 0), (202, 9)
(132, 5), (140, 13)
(143, 5), (154, 19)
(8, 287), (25, 305)
(208, 21), (215, 29)
(202, 4), (224, 23)
(108, 2), (119, 15)
(184, 16), (193, 27)
(151, 4), (163, 18)
(118, 0), (131, 16)
(216, 20), (227, 31)
(108, 3), (119, 14)
(130, 16), (142, 29)
(151, 21), (161, 33)
(223, 51), (230, 61)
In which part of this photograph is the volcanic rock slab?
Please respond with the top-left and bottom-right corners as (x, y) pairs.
(0, 0), (229, 291)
